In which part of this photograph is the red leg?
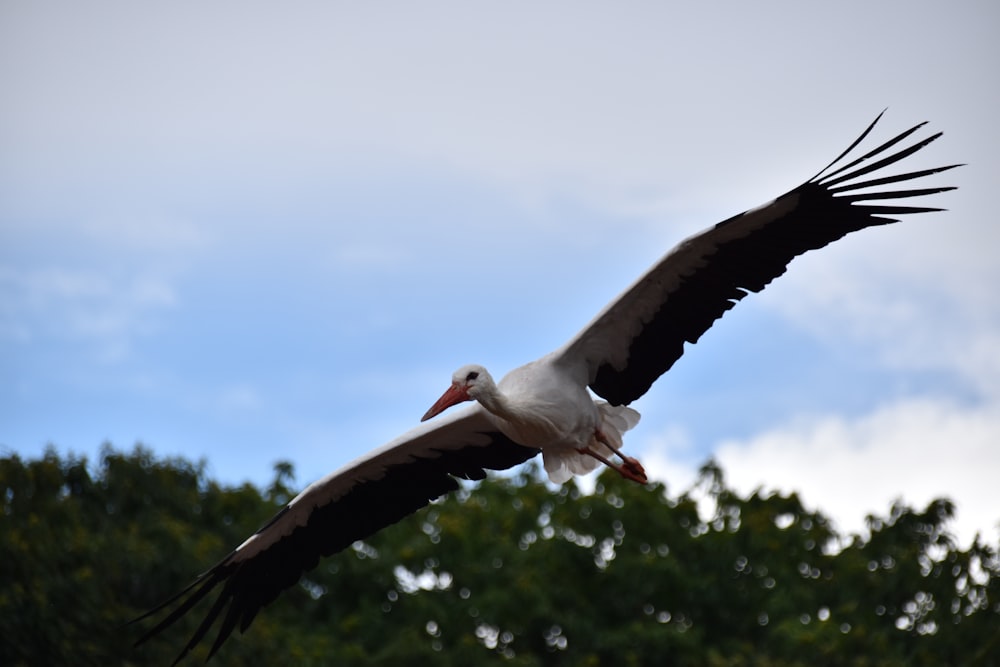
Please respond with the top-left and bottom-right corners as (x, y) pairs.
(593, 430), (647, 484)
(576, 445), (648, 485)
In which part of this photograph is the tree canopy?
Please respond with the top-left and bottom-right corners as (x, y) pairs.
(2, 445), (997, 666)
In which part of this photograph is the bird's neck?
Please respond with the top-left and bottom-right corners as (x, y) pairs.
(475, 383), (518, 422)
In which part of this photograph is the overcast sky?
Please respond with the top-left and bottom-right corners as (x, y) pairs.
(2, 0), (997, 547)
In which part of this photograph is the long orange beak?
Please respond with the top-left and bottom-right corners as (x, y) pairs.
(421, 384), (471, 421)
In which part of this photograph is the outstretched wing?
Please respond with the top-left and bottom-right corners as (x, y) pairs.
(132, 406), (538, 665)
(557, 112), (960, 405)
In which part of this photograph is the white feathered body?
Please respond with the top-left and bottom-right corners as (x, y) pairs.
(480, 358), (641, 483)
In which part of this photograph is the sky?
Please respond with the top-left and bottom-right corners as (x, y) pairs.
(2, 1), (998, 548)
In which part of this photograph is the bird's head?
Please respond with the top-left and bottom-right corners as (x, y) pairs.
(421, 364), (491, 421)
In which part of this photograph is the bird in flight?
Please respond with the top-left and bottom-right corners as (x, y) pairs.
(133, 112), (958, 664)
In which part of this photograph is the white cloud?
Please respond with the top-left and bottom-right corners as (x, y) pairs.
(4, 1), (989, 215)
(751, 220), (1000, 400)
(0, 266), (177, 361)
(639, 425), (705, 497)
(643, 396), (1000, 548)
(215, 384), (263, 413)
(81, 212), (210, 254)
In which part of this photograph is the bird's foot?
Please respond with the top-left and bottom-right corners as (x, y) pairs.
(583, 431), (649, 485)
(577, 445), (648, 485)
(618, 456), (647, 485)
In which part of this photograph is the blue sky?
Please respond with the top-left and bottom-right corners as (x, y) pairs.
(2, 0), (998, 546)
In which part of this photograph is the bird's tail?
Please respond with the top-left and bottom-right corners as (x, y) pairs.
(541, 403), (641, 484)
(595, 401), (641, 452)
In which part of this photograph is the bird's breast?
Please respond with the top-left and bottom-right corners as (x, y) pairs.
(492, 362), (598, 449)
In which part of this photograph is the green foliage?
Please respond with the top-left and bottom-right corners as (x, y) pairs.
(1, 447), (997, 666)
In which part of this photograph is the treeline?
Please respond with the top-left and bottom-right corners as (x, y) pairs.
(1, 445), (997, 666)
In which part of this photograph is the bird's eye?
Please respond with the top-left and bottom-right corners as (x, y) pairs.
(465, 371), (479, 381)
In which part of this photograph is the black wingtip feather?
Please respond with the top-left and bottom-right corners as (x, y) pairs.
(589, 112), (959, 406)
(836, 186), (957, 203)
(131, 570), (228, 649)
(818, 129), (941, 188)
(830, 163), (962, 194)
(807, 109), (888, 181)
(133, 434), (539, 664)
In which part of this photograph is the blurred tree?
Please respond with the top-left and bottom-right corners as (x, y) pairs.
(1, 447), (996, 666)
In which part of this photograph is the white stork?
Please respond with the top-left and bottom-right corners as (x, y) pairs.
(134, 113), (958, 663)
